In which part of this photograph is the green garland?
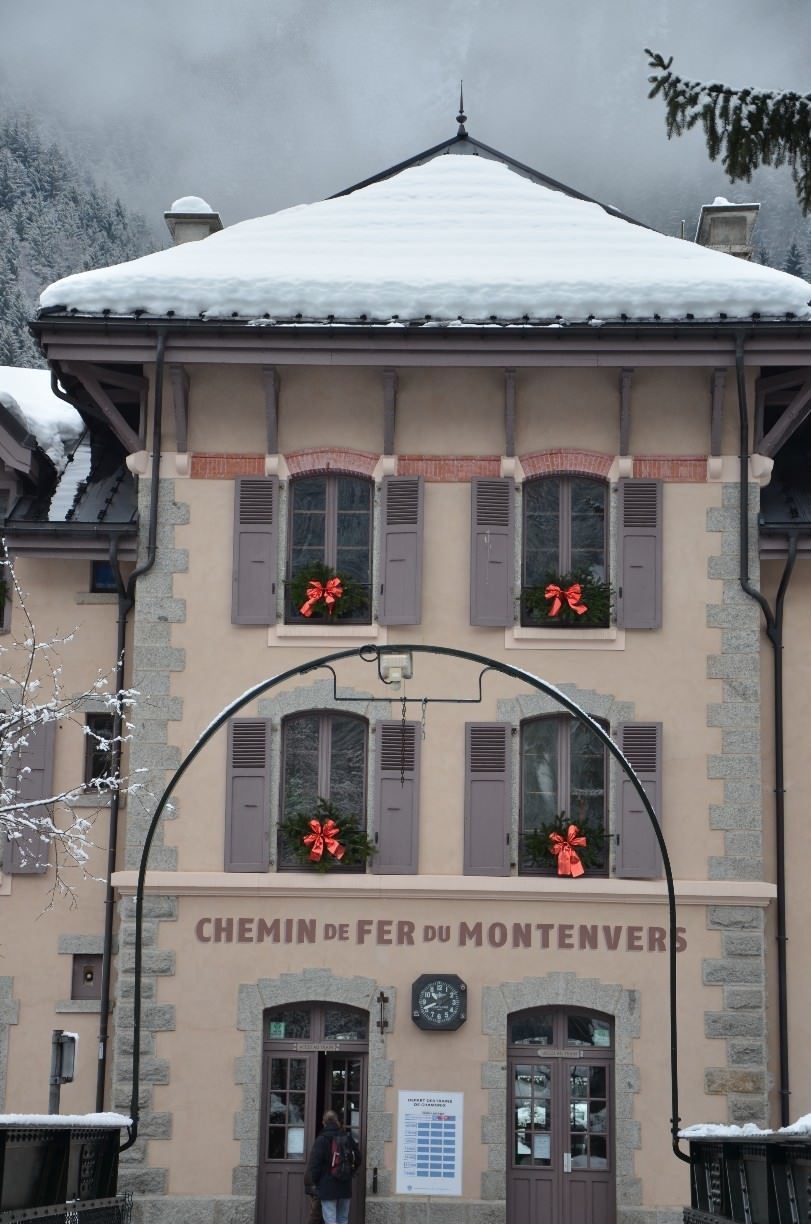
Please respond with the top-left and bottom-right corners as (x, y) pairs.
(279, 798), (376, 873)
(523, 812), (606, 873)
(288, 561), (369, 620)
(522, 571), (612, 627)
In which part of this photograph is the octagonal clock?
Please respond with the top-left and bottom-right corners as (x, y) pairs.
(411, 974), (467, 1030)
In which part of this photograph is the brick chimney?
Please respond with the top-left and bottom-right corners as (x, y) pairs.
(164, 196), (223, 244)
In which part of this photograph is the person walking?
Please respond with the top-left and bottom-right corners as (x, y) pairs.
(306, 1110), (361, 1224)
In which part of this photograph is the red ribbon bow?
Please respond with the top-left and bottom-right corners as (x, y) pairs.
(300, 577), (343, 617)
(303, 818), (345, 863)
(544, 582), (588, 618)
(549, 824), (587, 877)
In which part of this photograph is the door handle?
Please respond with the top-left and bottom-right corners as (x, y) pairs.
(563, 1152), (572, 1174)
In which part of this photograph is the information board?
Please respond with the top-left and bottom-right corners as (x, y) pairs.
(396, 1091), (463, 1196)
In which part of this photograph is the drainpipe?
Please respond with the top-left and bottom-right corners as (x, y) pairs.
(735, 332), (792, 1126)
(94, 329), (167, 1111)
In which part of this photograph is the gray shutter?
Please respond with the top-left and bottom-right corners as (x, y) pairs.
(4, 719), (56, 874)
(379, 476), (424, 626)
(617, 480), (662, 629)
(615, 722), (662, 879)
(464, 723), (511, 876)
(225, 719), (271, 872)
(470, 478), (515, 626)
(373, 721), (420, 873)
(232, 477), (279, 625)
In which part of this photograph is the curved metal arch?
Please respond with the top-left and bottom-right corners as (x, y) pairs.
(123, 642), (689, 1163)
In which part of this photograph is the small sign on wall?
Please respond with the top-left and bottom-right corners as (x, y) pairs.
(396, 1091), (463, 1196)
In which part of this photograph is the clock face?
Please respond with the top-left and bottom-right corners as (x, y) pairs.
(412, 975), (467, 1030)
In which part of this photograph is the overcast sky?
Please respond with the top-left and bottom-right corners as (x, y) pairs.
(2, 0), (810, 240)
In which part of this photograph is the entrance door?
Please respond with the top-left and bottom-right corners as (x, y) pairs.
(508, 1008), (614, 1224)
(256, 1003), (368, 1224)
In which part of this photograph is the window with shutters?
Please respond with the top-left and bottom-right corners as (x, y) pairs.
(520, 477), (609, 627)
(519, 716), (609, 876)
(278, 712), (368, 870)
(285, 475), (372, 623)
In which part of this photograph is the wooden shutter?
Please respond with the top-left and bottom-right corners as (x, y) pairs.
(224, 719), (271, 871)
(615, 722), (662, 879)
(4, 719), (56, 875)
(470, 478), (515, 626)
(464, 723), (511, 876)
(617, 480), (662, 629)
(379, 476), (424, 626)
(373, 721), (420, 873)
(232, 477), (279, 625)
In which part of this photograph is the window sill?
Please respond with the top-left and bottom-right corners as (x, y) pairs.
(75, 593), (118, 605)
(268, 623), (388, 647)
(505, 626), (625, 651)
(56, 999), (102, 1013)
(69, 793), (114, 808)
(0, 872), (10, 896)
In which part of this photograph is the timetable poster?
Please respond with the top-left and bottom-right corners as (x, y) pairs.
(396, 1091), (463, 1196)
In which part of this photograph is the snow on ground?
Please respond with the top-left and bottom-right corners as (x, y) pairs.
(39, 155), (811, 325)
(0, 366), (83, 470)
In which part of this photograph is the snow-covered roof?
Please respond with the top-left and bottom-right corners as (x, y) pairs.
(39, 155), (811, 326)
(0, 366), (84, 470)
(680, 1112), (811, 1139)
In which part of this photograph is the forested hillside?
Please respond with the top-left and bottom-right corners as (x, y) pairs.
(0, 111), (154, 367)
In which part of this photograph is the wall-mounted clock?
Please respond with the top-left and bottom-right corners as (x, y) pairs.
(411, 974), (467, 1030)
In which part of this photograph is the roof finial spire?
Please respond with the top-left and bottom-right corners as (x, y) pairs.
(456, 81), (467, 136)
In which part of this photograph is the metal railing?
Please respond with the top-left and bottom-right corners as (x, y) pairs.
(685, 1135), (811, 1224)
(0, 1193), (132, 1224)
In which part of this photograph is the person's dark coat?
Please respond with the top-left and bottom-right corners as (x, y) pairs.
(306, 1122), (360, 1201)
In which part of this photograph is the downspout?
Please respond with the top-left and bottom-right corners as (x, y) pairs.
(735, 331), (792, 1126)
(95, 328), (167, 1112)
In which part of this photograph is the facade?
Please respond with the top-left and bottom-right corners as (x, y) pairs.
(2, 127), (811, 1224)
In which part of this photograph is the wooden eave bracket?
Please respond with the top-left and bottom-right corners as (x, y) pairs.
(61, 362), (142, 454)
(504, 368), (516, 458)
(170, 365), (189, 454)
(759, 379), (811, 458)
(710, 368), (726, 457)
(619, 368), (633, 456)
(262, 365), (279, 456)
(383, 368), (397, 456)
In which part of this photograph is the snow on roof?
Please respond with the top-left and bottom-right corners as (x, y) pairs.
(0, 366), (84, 470)
(39, 155), (811, 326)
(0, 1112), (131, 1128)
(680, 1112), (811, 1139)
(170, 195), (215, 213)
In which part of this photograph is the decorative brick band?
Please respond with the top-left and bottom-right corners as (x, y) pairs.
(191, 454), (266, 478)
(286, 448), (379, 477)
(398, 455), (501, 480)
(521, 449), (613, 478)
(634, 456), (707, 481)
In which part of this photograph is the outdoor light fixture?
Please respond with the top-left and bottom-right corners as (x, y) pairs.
(379, 652), (413, 689)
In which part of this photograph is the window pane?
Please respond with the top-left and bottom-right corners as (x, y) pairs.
(282, 715), (320, 817)
(291, 478), (326, 572)
(521, 719), (558, 829)
(570, 721), (606, 850)
(510, 1013), (554, 1046)
(335, 478), (371, 583)
(524, 478), (560, 584)
(267, 1007), (311, 1040)
(328, 717), (366, 816)
(567, 1015), (612, 1047)
(324, 1006), (368, 1041)
(570, 479), (606, 579)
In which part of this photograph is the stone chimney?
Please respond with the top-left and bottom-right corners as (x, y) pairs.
(164, 196), (223, 244)
(695, 197), (760, 260)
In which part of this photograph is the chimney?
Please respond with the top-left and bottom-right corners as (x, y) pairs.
(164, 196), (223, 244)
(695, 197), (760, 260)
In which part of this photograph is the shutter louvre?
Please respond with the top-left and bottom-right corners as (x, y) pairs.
(373, 721), (420, 873)
(470, 478), (515, 626)
(225, 719), (271, 871)
(617, 479), (662, 629)
(615, 721), (662, 879)
(464, 722), (511, 876)
(4, 719), (56, 875)
(379, 476), (424, 625)
(232, 476), (279, 625)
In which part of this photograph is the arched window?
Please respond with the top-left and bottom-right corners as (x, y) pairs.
(521, 476), (608, 626)
(519, 715), (608, 876)
(278, 712), (368, 870)
(286, 474), (372, 622)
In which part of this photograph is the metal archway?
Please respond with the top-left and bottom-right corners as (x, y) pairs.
(122, 643), (689, 1162)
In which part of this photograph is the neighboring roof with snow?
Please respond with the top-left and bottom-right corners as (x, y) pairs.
(38, 155), (811, 327)
(680, 1112), (811, 1140)
(0, 366), (84, 470)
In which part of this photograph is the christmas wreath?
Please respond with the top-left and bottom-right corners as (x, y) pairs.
(522, 571), (612, 627)
(523, 812), (606, 876)
(279, 798), (376, 873)
(288, 562), (369, 620)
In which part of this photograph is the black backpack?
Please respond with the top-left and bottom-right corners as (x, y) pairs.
(329, 1132), (354, 1181)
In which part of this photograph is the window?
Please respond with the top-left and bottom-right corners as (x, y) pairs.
(90, 560), (118, 593)
(519, 716), (608, 876)
(71, 953), (103, 1000)
(84, 713), (114, 790)
(278, 712), (368, 869)
(286, 475), (372, 622)
(521, 476), (608, 626)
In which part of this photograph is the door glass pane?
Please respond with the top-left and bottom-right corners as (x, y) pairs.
(509, 1013), (554, 1046)
(567, 1015), (612, 1047)
(513, 1064), (551, 1167)
(267, 1057), (309, 1162)
(324, 1006), (368, 1041)
(328, 1056), (363, 1142)
(569, 1063), (611, 1169)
